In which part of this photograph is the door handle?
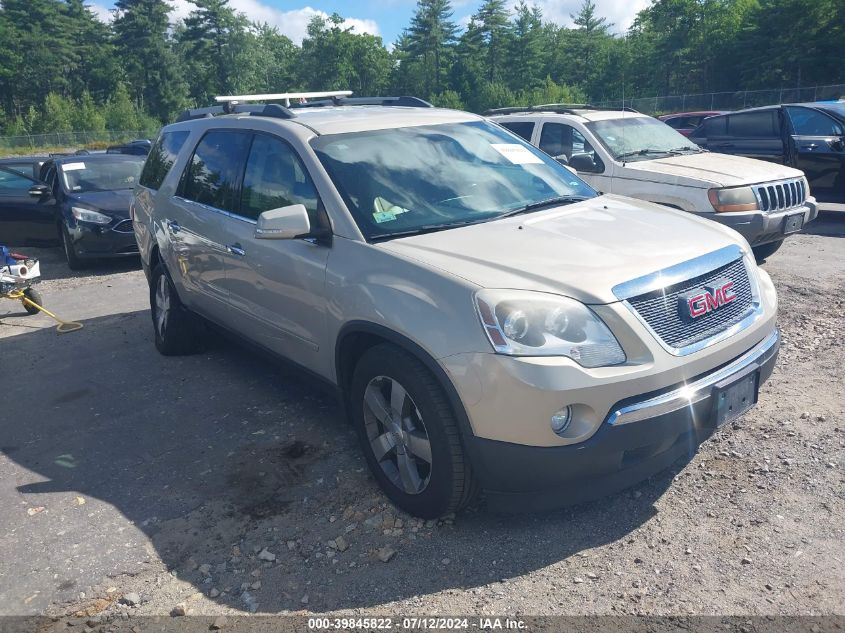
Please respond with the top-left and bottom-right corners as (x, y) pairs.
(226, 243), (246, 257)
(801, 144), (818, 150)
(714, 142), (734, 148)
(167, 220), (181, 234)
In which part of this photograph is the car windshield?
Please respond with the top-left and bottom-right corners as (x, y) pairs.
(60, 159), (143, 193)
(586, 116), (702, 161)
(311, 120), (596, 240)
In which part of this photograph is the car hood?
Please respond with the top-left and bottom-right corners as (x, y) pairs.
(69, 190), (134, 217)
(622, 152), (804, 187)
(378, 194), (746, 305)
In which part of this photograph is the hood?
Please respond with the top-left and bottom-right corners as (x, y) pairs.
(378, 194), (746, 305)
(622, 152), (803, 188)
(69, 189), (134, 217)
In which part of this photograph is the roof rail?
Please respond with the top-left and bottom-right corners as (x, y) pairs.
(483, 103), (639, 116)
(291, 96), (433, 109)
(215, 91), (352, 107)
(175, 103), (296, 123)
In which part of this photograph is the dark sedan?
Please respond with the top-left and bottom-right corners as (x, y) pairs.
(690, 102), (845, 205)
(0, 155), (144, 269)
(0, 155), (52, 180)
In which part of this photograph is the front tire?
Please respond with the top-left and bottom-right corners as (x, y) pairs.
(61, 226), (85, 270)
(350, 344), (478, 518)
(150, 263), (203, 356)
(752, 239), (783, 263)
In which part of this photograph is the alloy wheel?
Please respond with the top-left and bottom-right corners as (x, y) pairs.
(362, 376), (432, 494)
(154, 274), (171, 337)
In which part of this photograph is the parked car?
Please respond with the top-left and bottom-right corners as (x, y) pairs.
(133, 93), (779, 518)
(0, 154), (143, 268)
(106, 139), (153, 156)
(488, 105), (818, 261)
(0, 155), (51, 180)
(689, 102), (845, 208)
(659, 111), (727, 137)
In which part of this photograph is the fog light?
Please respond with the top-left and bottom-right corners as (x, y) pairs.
(551, 406), (572, 435)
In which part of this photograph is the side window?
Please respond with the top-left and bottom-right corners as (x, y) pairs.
(728, 111), (778, 138)
(140, 130), (190, 190)
(700, 116), (727, 137)
(664, 117), (683, 129)
(240, 134), (319, 222)
(0, 168), (34, 191)
(785, 107), (844, 136)
(180, 130), (252, 212)
(539, 123), (595, 160)
(499, 121), (535, 142)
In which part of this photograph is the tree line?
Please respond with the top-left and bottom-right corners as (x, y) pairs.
(1, 0), (843, 137)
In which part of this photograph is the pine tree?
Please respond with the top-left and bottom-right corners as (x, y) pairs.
(405, 0), (459, 96)
(474, 0), (511, 83)
(508, 3), (545, 92)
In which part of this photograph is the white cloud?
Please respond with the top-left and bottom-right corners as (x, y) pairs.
(96, 1), (379, 44)
(89, 3), (113, 22)
(508, 0), (649, 33)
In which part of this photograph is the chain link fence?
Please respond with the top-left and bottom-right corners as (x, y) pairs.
(0, 129), (158, 153)
(594, 83), (845, 115)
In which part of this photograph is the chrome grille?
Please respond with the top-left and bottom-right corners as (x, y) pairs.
(753, 178), (806, 213)
(626, 258), (756, 350)
(112, 219), (134, 234)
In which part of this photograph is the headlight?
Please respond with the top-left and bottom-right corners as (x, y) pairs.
(475, 289), (626, 367)
(707, 186), (758, 213)
(71, 206), (112, 225)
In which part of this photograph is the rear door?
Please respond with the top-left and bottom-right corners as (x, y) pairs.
(785, 106), (845, 204)
(720, 110), (785, 163)
(215, 132), (331, 374)
(0, 167), (56, 245)
(168, 129), (252, 322)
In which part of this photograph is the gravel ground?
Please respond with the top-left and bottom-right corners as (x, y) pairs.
(0, 213), (843, 624)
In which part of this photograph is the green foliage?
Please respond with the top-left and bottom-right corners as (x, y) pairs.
(1, 0), (843, 138)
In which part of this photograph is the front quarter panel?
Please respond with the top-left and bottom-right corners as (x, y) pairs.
(326, 237), (489, 382)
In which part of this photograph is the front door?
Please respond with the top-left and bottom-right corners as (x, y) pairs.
(537, 122), (611, 193)
(216, 132), (331, 374)
(167, 129), (253, 322)
(785, 106), (845, 204)
(0, 167), (57, 245)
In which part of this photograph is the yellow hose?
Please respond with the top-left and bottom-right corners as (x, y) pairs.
(3, 289), (83, 333)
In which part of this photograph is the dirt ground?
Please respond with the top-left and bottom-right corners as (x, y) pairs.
(0, 213), (843, 625)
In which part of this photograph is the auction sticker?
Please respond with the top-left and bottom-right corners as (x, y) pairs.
(490, 144), (543, 165)
(63, 162), (86, 171)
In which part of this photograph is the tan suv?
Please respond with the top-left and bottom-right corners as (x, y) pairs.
(132, 94), (779, 517)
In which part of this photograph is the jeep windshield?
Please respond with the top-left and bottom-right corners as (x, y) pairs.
(586, 117), (704, 162)
(311, 120), (596, 241)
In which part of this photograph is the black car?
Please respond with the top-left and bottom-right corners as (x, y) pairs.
(0, 154), (144, 269)
(0, 155), (52, 180)
(106, 139), (153, 156)
(690, 102), (845, 205)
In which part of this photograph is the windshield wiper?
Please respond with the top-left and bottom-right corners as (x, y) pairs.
(617, 148), (682, 160)
(668, 146), (703, 153)
(494, 195), (589, 220)
(370, 219), (482, 242)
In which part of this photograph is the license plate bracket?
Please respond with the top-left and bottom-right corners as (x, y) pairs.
(783, 212), (804, 234)
(712, 368), (760, 427)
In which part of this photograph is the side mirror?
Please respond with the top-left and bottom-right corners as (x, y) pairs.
(569, 153), (598, 172)
(28, 184), (50, 199)
(255, 204), (311, 240)
(554, 155), (569, 166)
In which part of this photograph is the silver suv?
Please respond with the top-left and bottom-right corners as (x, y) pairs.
(132, 94), (780, 518)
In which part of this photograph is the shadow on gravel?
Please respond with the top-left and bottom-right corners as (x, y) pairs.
(1, 309), (682, 614)
(805, 210), (845, 238)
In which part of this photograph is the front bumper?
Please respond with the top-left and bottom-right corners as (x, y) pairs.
(705, 200), (818, 246)
(68, 220), (139, 259)
(464, 328), (779, 512)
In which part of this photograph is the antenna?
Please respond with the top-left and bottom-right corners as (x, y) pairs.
(215, 91), (353, 108)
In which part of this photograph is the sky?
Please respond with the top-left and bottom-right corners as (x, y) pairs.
(90, 0), (650, 45)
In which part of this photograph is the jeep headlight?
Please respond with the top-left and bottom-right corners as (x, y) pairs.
(475, 290), (626, 367)
(707, 186), (758, 213)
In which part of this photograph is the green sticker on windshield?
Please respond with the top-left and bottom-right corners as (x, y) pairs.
(373, 210), (397, 224)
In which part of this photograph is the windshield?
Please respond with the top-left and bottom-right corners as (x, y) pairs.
(311, 120), (596, 240)
(586, 116), (702, 161)
(60, 160), (143, 193)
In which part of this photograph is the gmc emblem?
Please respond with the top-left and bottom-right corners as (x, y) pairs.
(678, 278), (737, 321)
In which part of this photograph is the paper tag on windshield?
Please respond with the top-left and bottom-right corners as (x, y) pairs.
(491, 144), (543, 165)
(63, 162), (86, 171)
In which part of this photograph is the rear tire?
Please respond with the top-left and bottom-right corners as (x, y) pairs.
(22, 288), (42, 315)
(752, 239), (783, 263)
(150, 263), (203, 356)
(349, 344), (478, 518)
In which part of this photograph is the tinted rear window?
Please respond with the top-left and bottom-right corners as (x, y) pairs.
(728, 111), (779, 137)
(499, 121), (535, 142)
(697, 116), (727, 137)
(140, 131), (190, 190)
(180, 130), (252, 212)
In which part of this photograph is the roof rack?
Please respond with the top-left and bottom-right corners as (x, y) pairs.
(215, 90), (353, 107)
(291, 96), (433, 109)
(175, 103), (297, 123)
(483, 103), (639, 116)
